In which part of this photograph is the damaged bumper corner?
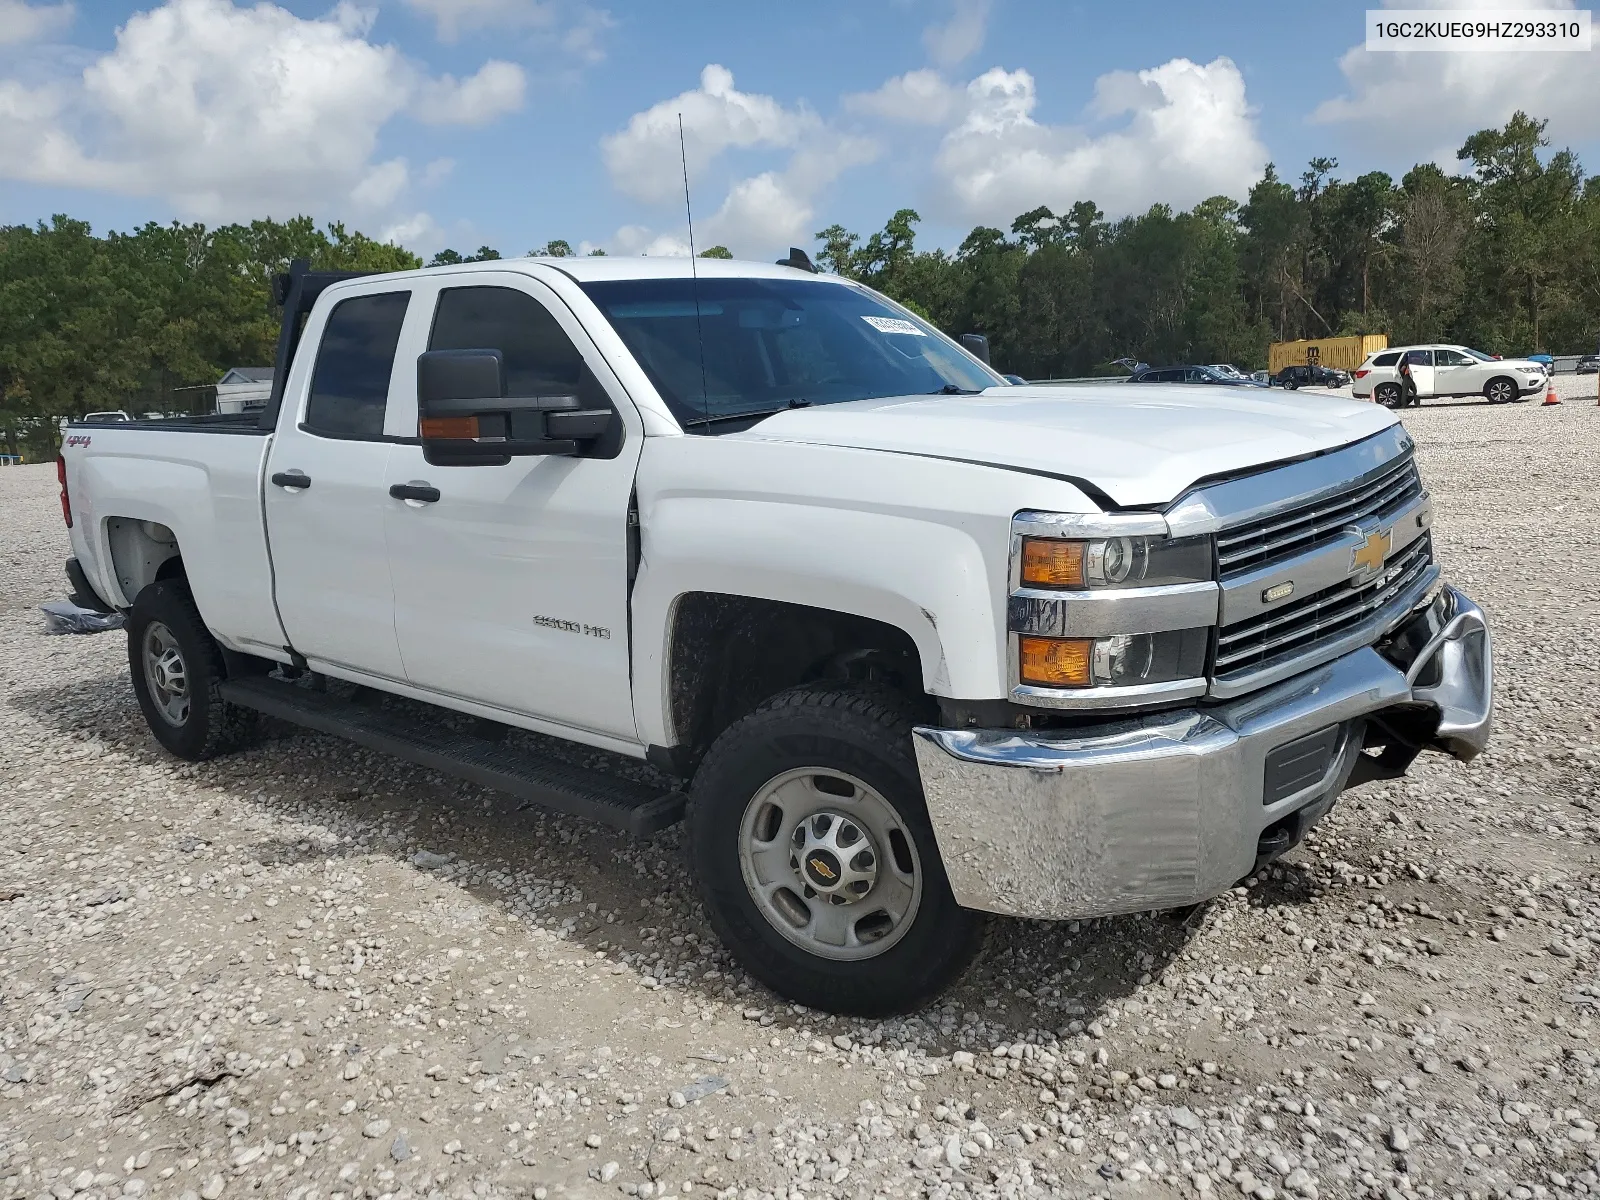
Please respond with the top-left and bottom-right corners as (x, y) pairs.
(912, 584), (1493, 922)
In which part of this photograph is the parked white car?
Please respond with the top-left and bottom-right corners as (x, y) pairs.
(1351, 345), (1547, 407)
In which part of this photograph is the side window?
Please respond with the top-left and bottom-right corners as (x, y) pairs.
(1372, 352), (1400, 367)
(1155, 369), (1183, 382)
(1405, 349), (1433, 366)
(430, 286), (583, 395)
(1436, 349), (1472, 366)
(305, 292), (411, 439)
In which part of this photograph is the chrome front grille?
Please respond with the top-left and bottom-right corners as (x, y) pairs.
(1214, 533), (1434, 677)
(1216, 455), (1423, 576)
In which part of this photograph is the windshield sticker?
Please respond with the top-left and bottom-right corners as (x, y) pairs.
(861, 315), (926, 336)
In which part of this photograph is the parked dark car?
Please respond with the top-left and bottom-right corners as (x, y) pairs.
(1273, 364), (1350, 390)
(1577, 354), (1599, 375)
(1127, 365), (1268, 387)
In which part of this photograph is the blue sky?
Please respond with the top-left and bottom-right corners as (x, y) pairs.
(2, 0), (1596, 258)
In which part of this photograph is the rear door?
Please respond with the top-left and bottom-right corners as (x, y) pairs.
(1404, 349), (1435, 395)
(382, 273), (645, 741)
(264, 284), (417, 682)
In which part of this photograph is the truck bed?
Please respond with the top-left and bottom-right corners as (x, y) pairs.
(62, 422), (287, 658)
(67, 412), (268, 434)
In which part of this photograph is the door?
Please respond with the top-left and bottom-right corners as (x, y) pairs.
(1431, 347), (1475, 396)
(1403, 349), (1435, 396)
(383, 275), (644, 741)
(264, 287), (412, 682)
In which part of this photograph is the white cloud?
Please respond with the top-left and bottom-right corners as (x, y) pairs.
(932, 58), (1267, 223)
(710, 174), (804, 246)
(414, 60), (526, 126)
(402, 0), (556, 41)
(378, 210), (444, 247)
(601, 63), (816, 204)
(560, 5), (615, 64)
(350, 158), (410, 209)
(421, 156), (455, 186)
(401, 0), (612, 61)
(1312, 0), (1600, 160)
(843, 68), (964, 125)
(597, 65), (878, 258)
(0, 0), (72, 45)
(605, 224), (691, 257)
(922, 0), (990, 68)
(0, 0), (525, 225)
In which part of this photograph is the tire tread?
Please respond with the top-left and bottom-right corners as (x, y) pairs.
(127, 580), (260, 761)
(687, 684), (985, 1015)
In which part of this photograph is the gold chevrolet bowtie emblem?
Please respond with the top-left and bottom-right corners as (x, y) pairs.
(1351, 528), (1392, 576)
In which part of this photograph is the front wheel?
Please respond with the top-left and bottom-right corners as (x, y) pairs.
(687, 686), (985, 1015)
(1484, 376), (1518, 404)
(127, 580), (259, 761)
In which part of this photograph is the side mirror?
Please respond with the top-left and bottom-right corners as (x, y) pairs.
(958, 333), (991, 364)
(417, 349), (615, 466)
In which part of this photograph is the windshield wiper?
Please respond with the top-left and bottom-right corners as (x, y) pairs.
(684, 398), (811, 428)
(929, 384), (980, 395)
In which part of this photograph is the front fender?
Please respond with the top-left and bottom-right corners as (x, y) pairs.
(629, 435), (1100, 747)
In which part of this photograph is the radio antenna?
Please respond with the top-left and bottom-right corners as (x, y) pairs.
(678, 113), (711, 427)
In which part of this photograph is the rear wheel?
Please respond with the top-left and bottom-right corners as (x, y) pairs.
(687, 686), (985, 1015)
(1484, 376), (1518, 404)
(127, 580), (260, 761)
(1375, 382), (1403, 408)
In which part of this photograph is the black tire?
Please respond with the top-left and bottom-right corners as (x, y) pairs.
(126, 579), (260, 761)
(1484, 376), (1518, 404)
(1283, 379), (1299, 391)
(687, 685), (986, 1015)
(1375, 382), (1403, 408)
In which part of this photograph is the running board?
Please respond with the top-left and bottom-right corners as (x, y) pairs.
(218, 675), (685, 837)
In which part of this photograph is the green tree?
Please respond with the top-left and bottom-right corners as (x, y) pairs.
(813, 223), (861, 277)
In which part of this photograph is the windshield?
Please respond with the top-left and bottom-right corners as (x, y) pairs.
(1462, 347), (1495, 362)
(579, 276), (1002, 428)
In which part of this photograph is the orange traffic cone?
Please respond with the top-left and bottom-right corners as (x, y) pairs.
(1542, 379), (1560, 405)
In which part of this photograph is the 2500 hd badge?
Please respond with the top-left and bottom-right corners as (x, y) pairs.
(532, 614), (611, 639)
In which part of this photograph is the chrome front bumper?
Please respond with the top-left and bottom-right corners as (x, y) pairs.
(912, 584), (1492, 921)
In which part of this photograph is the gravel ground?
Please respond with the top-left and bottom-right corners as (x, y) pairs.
(2, 398), (1597, 1200)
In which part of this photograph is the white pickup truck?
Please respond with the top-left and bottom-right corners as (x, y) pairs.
(58, 254), (1494, 1014)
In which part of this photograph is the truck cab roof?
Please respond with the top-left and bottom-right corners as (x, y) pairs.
(344, 255), (841, 290)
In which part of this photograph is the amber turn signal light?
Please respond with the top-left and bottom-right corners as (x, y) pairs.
(421, 415), (480, 440)
(1018, 636), (1093, 687)
(1021, 538), (1085, 587)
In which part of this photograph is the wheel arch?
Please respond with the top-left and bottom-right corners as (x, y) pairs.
(653, 592), (930, 775)
(105, 516), (183, 606)
(1484, 374), (1520, 400)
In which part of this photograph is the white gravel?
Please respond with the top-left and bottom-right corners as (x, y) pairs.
(1, 397), (1597, 1200)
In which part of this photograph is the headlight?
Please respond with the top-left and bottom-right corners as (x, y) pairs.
(1018, 629), (1210, 688)
(1020, 534), (1211, 589)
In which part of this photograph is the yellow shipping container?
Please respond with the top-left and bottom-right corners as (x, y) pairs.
(1268, 334), (1388, 375)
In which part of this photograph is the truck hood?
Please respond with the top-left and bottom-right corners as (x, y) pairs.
(739, 384), (1398, 507)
